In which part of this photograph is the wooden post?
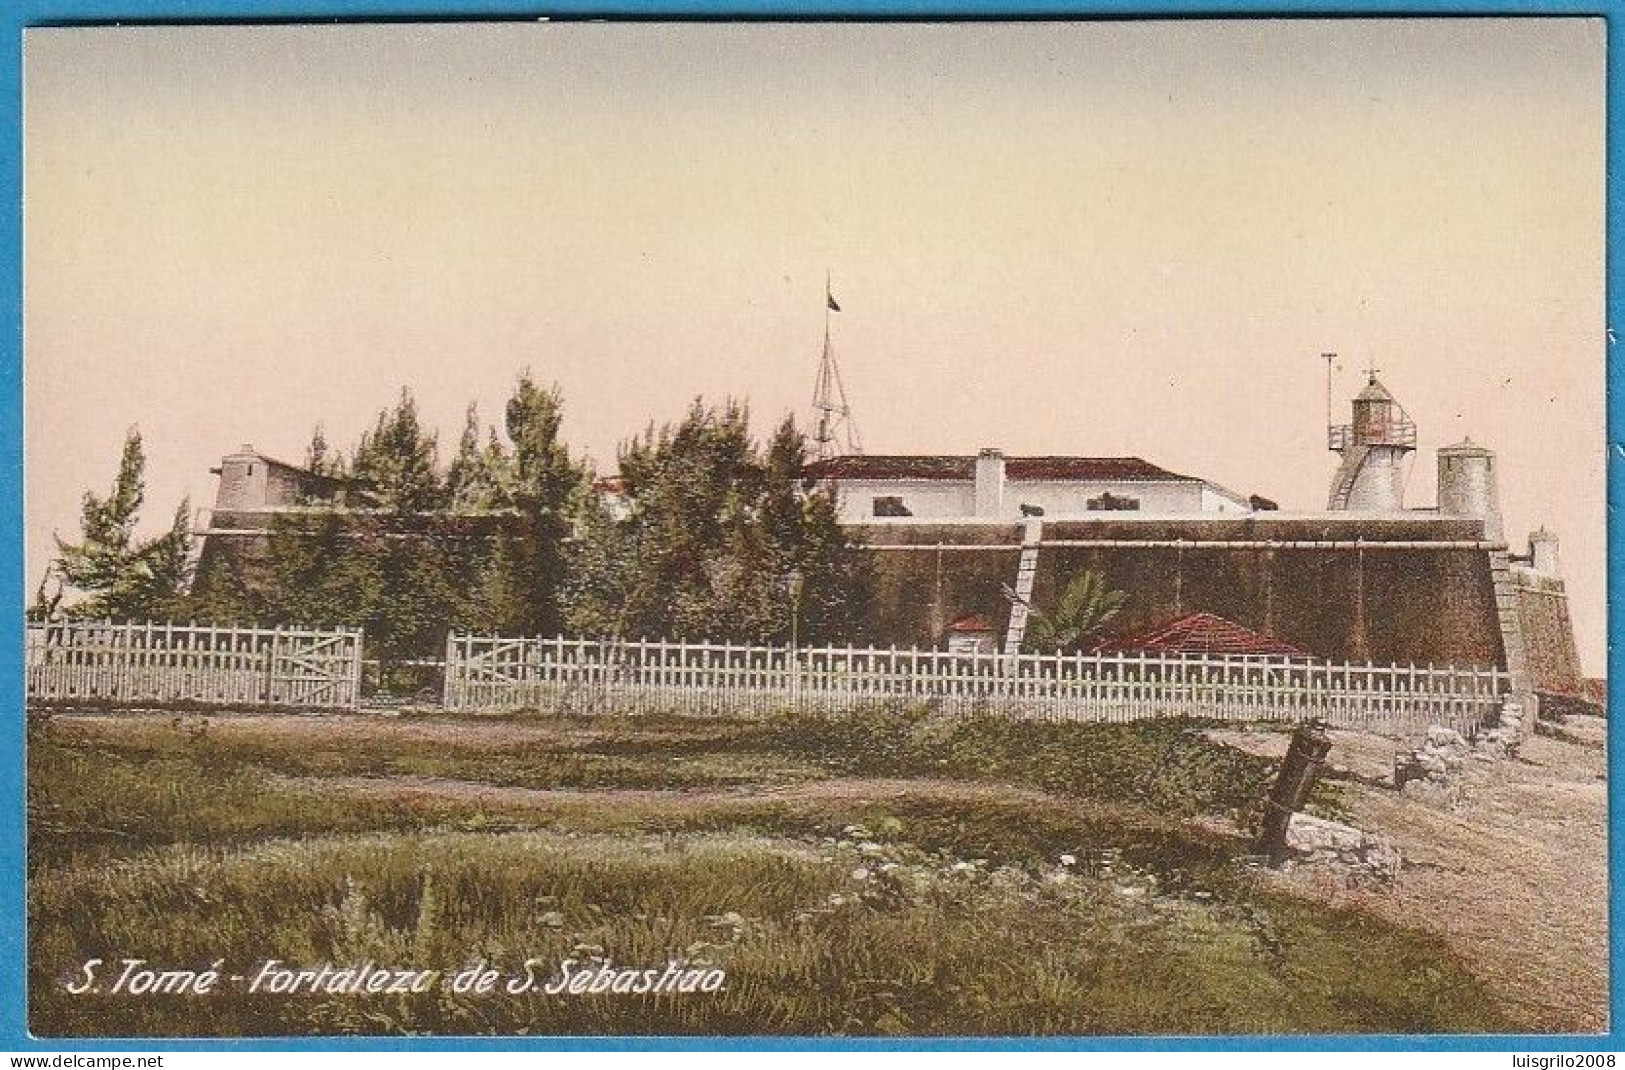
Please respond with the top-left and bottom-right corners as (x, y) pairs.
(1256, 721), (1333, 865)
(349, 627), (364, 711)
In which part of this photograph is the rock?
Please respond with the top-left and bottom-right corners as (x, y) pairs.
(1425, 726), (1471, 758)
(1400, 775), (1464, 809)
(1287, 813), (1366, 854)
(1395, 721), (1486, 801)
(1471, 700), (1524, 760)
(1474, 725), (1517, 761)
(1394, 750), (1450, 788)
(1359, 836), (1404, 879)
(1284, 813), (1402, 876)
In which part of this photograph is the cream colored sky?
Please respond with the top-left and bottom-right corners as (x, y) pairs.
(22, 19), (1606, 670)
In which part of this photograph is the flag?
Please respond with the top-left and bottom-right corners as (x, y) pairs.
(827, 292), (841, 313)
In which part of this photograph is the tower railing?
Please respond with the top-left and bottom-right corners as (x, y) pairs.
(1328, 418), (1416, 452)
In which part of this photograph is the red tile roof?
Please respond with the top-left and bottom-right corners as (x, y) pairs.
(947, 613), (996, 633)
(804, 455), (1197, 483)
(1091, 612), (1310, 658)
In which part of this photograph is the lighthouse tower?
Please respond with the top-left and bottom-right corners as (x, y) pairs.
(1327, 372), (1417, 511)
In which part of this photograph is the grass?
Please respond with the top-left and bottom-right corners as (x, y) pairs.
(751, 703), (1283, 818)
(28, 708), (1517, 1037)
(41, 714), (819, 794)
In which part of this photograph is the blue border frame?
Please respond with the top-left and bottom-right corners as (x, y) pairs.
(0, 3), (1616, 1052)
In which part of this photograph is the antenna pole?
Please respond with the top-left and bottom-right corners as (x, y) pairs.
(1322, 352), (1336, 428)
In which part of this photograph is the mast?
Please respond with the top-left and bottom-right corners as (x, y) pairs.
(810, 271), (862, 462)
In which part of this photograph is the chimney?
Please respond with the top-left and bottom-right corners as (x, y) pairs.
(974, 448), (1005, 518)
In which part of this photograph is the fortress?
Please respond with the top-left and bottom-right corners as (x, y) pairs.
(192, 371), (1588, 717)
(805, 373), (1587, 716)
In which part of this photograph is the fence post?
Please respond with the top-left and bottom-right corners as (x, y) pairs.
(349, 627), (364, 710)
(442, 630), (456, 711)
(791, 635), (802, 711)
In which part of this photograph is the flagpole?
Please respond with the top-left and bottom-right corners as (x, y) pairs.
(823, 270), (832, 402)
(811, 269), (858, 459)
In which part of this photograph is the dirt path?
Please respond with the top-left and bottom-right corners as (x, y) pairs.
(273, 771), (1067, 813)
(65, 711), (737, 749)
(1237, 724), (1609, 1034)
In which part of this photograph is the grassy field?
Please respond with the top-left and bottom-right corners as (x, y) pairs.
(28, 706), (1518, 1037)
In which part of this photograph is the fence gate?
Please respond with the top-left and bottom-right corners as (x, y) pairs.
(267, 629), (364, 708)
(26, 620), (364, 712)
(443, 633), (546, 712)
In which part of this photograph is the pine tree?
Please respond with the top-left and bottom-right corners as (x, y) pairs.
(603, 401), (871, 643)
(28, 566), (63, 622)
(350, 388), (445, 512)
(493, 371), (584, 635)
(558, 475), (631, 636)
(53, 429), (193, 620)
(446, 403), (513, 512)
(789, 484), (874, 644)
(761, 415), (806, 550)
(132, 500), (195, 617)
(614, 399), (760, 638)
(304, 423), (333, 477)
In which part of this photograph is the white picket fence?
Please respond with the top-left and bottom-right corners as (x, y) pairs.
(443, 633), (1512, 736)
(26, 620), (363, 711)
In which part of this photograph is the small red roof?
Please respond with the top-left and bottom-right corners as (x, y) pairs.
(1092, 612), (1309, 658)
(947, 613), (996, 633)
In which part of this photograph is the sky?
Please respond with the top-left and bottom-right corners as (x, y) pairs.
(22, 19), (1607, 671)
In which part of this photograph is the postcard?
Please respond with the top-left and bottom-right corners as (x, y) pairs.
(18, 17), (1608, 1042)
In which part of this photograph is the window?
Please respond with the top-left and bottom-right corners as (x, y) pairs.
(873, 495), (912, 517)
(1087, 492), (1139, 511)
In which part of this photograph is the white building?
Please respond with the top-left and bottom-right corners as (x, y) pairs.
(804, 448), (1259, 523)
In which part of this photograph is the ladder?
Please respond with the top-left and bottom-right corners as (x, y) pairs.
(1003, 517), (1044, 656)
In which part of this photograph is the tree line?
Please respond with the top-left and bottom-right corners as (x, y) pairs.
(37, 372), (875, 665)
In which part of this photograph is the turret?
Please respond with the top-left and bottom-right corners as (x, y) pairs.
(1529, 528), (1561, 576)
(1436, 438), (1503, 542)
(209, 444), (270, 511)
